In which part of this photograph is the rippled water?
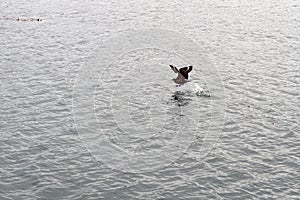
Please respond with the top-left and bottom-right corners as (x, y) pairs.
(1, 0), (299, 199)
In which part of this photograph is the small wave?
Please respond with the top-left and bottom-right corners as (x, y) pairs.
(193, 83), (211, 97)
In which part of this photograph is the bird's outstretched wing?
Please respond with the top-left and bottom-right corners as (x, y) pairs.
(187, 66), (193, 73)
(180, 66), (193, 73)
(179, 66), (193, 79)
(170, 65), (179, 73)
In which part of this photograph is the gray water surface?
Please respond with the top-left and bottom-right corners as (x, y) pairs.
(1, 0), (299, 199)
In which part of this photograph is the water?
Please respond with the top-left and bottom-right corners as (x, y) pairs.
(0, 0), (299, 199)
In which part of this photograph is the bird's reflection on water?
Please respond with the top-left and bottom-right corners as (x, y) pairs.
(171, 91), (193, 107)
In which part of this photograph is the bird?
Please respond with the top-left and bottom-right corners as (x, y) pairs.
(169, 65), (193, 85)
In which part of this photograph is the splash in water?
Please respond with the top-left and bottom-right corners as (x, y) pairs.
(192, 83), (209, 97)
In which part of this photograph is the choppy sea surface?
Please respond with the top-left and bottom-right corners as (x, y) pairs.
(0, 0), (299, 199)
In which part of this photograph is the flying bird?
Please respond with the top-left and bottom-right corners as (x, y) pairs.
(169, 65), (193, 85)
